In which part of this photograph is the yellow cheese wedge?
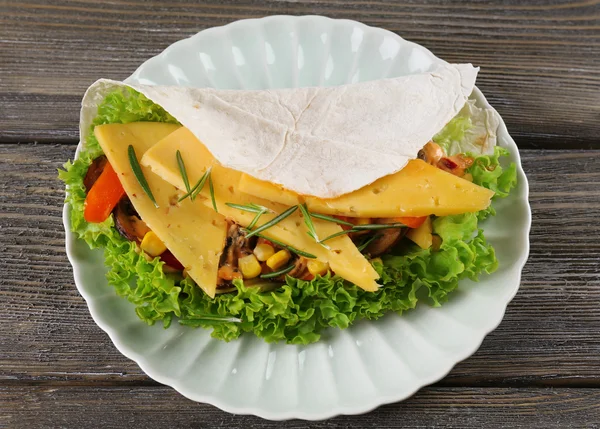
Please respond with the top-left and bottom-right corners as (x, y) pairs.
(141, 127), (380, 292)
(238, 159), (494, 218)
(406, 216), (433, 249)
(94, 123), (228, 298)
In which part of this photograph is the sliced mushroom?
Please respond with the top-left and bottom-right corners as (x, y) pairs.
(83, 155), (108, 191)
(221, 222), (255, 267)
(364, 228), (406, 257)
(285, 256), (308, 279)
(217, 221), (256, 286)
(112, 197), (150, 243)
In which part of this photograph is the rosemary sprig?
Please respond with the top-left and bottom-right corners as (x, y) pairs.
(180, 315), (242, 325)
(191, 315), (242, 323)
(260, 264), (295, 279)
(299, 204), (330, 249)
(357, 233), (382, 252)
(247, 210), (265, 230)
(319, 229), (354, 243)
(191, 167), (212, 200)
(320, 223), (405, 244)
(208, 172), (218, 213)
(248, 203), (275, 213)
(226, 202), (269, 213)
(176, 150), (192, 198)
(248, 205), (269, 229)
(352, 223), (405, 230)
(225, 203), (275, 228)
(226, 202), (268, 228)
(178, 167), (211, 202)
(245, 205), (298, 239)
(309, 212), (354, 227)
(128, 145), (158, 208)
(253, 233), (316, 259)
(309, 212), (404, 232)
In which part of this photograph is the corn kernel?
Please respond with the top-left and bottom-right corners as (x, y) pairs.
(238, 254), (262, 279)
(253, 243), (275, 262)
(140, 231), (167, 257)
(307, 260), (329, 277)
(266, 249), (291, 270)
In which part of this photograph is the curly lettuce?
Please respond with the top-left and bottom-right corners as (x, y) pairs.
(468, 147), (518, 220)
(59, 89), (516, 344)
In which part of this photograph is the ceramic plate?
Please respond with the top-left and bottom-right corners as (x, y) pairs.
(64, 15), (531, 420)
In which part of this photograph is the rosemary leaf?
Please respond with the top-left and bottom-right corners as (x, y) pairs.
(307, 231), (331, 250)
(357, 233), (382, 252)
(208, 171), (218, 213)
(128, 145), (158, 208)
(180, 315), (242, 325)
(352, 223), (405, 230)
(319, 229), (355, 243)
(298, 203), (322, 243)
(310, 212), (354, 226)
(248, 203), (275, 214)
(178, 167), (210, 202)
(245, 205), (298, 239)
(247, 209), (266, 230)
(193, 315), (242, 323)
(253, 233), (316, 259)
(260, 264), (295, 279)
(191, 167), (212, 200)
(225, 202), (265, 214)
(176, 150), (192, 197)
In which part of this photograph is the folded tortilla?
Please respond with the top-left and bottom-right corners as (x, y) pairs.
(81, 63), (478, 198)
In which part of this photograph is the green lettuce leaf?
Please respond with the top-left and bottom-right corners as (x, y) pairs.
(59, 88), (512, 345)
(468, 147), (518, 219)
(59, 88), (182, 328)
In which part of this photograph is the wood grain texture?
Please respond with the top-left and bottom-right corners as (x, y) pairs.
(1, 0), (599, 147)
(2, 1), (600, 424)
(2, 386), (600, 429)
(1, 144), (599, 388)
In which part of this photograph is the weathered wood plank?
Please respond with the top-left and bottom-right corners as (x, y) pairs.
(1, 144), (599, 387)
(1, 0), (599, 147)
(2, 386), (600, 428)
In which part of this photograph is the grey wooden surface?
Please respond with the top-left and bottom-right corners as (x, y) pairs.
(1, 1), (600, 427)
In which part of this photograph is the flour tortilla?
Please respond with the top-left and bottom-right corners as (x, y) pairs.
(81, 63), (478, 198)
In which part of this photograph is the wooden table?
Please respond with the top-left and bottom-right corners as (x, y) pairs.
(1, 1), (599, 427)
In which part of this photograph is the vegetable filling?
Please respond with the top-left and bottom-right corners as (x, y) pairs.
(59, 88), (518, 344)
(80, 140), (493, 292)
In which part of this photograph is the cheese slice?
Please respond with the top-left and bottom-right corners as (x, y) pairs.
(238, 160), (494, 218)
(94, 122), (228, 298)
(142, 127), (380, 292)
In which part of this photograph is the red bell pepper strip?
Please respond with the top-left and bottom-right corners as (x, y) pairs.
(160, 250), (185, 271)
(83, 162), (125, 223)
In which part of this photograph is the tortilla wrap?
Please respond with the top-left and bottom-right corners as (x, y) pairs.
(80, 63), (478, 198)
